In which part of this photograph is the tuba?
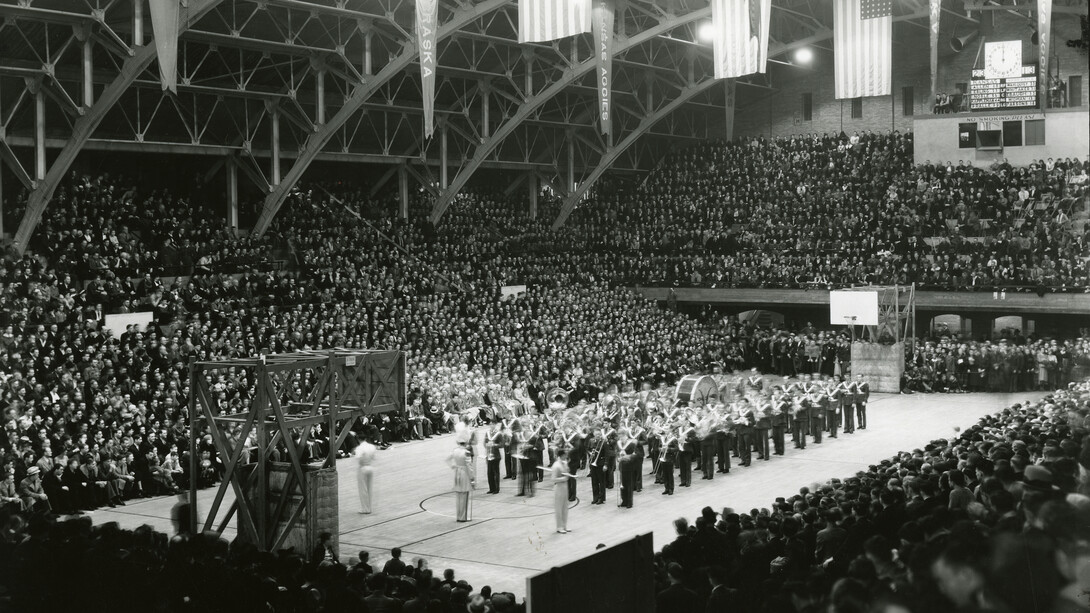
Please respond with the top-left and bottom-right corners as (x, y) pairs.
(546, 387), (570, 411)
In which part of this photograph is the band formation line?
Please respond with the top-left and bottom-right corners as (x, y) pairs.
(429, 370), (871, 531)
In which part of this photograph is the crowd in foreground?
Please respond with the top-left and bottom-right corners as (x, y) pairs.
(0, 514), (521, 613)
(653, 380), (1090, 613)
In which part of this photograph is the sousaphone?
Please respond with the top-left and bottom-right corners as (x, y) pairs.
(546, 387), (570, 410)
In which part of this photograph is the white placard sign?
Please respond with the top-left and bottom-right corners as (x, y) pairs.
(102, 311), (155, 339)
(500, 285), (527, 299)
(829, 290), (879, 326)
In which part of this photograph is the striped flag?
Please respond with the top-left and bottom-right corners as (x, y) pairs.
(834, 0), (892, 99)
(518, 0), (591, 43)
(712, 0), (771, 80)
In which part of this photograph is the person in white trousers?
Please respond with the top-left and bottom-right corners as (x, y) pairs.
(448, 441), (474, 522)
(356, 442), (376, 514)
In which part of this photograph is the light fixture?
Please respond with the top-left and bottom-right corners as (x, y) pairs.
(794, 47), (813, 64)
(698, 22), (715, 43)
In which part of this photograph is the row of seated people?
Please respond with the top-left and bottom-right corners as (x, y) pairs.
(651, 380), (1090, 613)
(429, 134), (1087, 290)
(0, 516), (523, 613)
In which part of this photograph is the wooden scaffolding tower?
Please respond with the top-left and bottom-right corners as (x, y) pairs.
(187, 349), (405, 550)
(841, 284), (917, 350)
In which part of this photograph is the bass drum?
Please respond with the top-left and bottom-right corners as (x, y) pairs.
(675, 375), (719, 406)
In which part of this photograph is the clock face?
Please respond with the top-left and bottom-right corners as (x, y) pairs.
(984, 41), (1022, 80)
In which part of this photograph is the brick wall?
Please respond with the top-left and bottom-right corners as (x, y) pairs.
(734, 11), (1089, 139)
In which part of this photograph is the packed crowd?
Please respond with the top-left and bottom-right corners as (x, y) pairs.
(0, 517), (521, 613)
(0, 127), (1087, 610)
(902, 337), (1090, 394)
(0, 175), (756, 521)
(428, 133), (1088, 291)
(653, 381), (1090, 613)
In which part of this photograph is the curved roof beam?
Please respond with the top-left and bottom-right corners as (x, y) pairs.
(12, 0), (223, 255)
(428, 6), (712, 225)
(251, 0), (510, 238)
(550, 77), (719, 230)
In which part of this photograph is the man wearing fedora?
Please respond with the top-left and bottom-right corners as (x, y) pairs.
(19, 465), (50, 513)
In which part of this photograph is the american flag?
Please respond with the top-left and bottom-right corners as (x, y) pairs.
(518, 0), (591, 43)
(712, 0), (771, 80)
(834, 0), (893, 99)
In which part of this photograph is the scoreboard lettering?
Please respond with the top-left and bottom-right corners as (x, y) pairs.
(969, 65), (1038, 111)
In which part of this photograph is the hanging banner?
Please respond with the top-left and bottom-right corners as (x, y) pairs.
(929, 0), (941, 100)
(1037, 0), (1052, 108)
(416, 0), (439, 138)
(149, 0), (180, 93)
(592, 0), (615, 136)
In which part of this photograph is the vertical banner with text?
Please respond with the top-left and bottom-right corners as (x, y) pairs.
(416, 0), (439, 138)
(1037, 0), (1052, 108)
(929, 0), (940, 100)
(592, 0), (615, 136)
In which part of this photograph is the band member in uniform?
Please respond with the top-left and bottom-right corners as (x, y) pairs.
(603, 429), (618, 490)
(792, 395), (809, 450)
(659, 437), (677, 495)
(649, 428), (663, 482)
(838, 375), (855, 433)
(484, 425), (503, 494)
(853, 374), (870, 429)
(716, 415), (732, 474)
(567, 427), (585, 502)
(588, 429), (607, 505)
(699, 415), (717, 480)
(505, 420), (520, 480)
(808, 384), (825, 444)
(770, 388), (789, 455)
(822, 376), (839, 439)
(754, 397), (772, 461)
(516, 425), (536, 498)
(633, 426), (646, 492)
(618, 439), (636, 508)
(737, 400), (754, 467)
(551, 449), (571, 533)
(447, 441), (474, 522)
(532, 425), (546, 483)
(678, 427), (694, 487)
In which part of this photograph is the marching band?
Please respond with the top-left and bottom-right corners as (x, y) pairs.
(443, 371), (871, 520)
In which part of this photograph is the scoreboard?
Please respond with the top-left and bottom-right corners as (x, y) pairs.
(969, 64), (1038, 111)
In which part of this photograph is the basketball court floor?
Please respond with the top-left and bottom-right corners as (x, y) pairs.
(88, 390), (1043, 597)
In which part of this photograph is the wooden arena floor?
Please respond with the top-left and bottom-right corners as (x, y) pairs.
(89, 391), (1043, 597)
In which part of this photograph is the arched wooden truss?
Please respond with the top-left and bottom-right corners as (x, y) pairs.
(0, 0), (955, 250)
